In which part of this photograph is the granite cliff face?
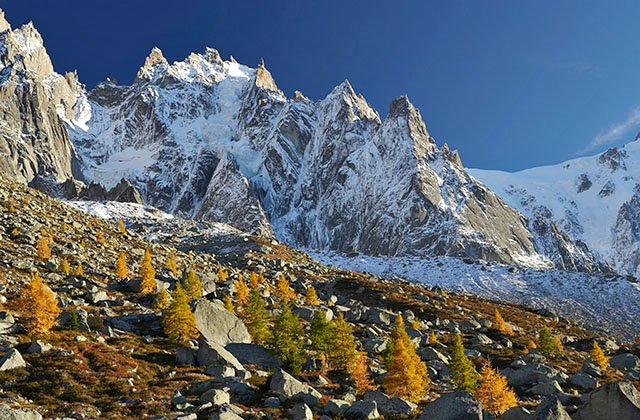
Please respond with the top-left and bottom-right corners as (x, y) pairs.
(0, 11), (81, 183)
(0, 10), (603, 271)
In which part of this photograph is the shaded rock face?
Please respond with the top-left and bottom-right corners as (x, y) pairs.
(0, 19), (80, 183)
(572, 381), (640, 420)
(613, 188), (640, 278)
(417, 391), (483, 420)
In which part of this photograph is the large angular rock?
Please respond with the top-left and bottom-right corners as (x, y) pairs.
(0, 312), (17, 334)
(504, 363), (568, 387)
(572, 381), (640, 420)
(290, 402), (313, 420)
(0, 349), (26, 371)
(529, 396), (571, 419)
(568, 372), (597, 391)
(345, 400), (380, 419)
(418, 391), (483, 420)
(0, 404), (43, 420)
(225, 343), (280, 369)
(502, 406), (531, 420)
(199, 388), (230, 406)
(197, 338), (244, 371)
(269, 368), (321, 404)
(193, 299), (251, 345)
(325, 399), (351, 416)
(610, 353), (640, 371)
(363, 390), (416, 417)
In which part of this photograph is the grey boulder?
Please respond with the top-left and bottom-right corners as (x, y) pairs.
(572, 381), (640, 420)
(194, 299), (251, 346)
(418, 391), (484, 420)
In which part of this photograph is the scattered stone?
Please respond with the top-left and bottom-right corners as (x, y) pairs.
(0, 404), (43, 420)
(0, 312), (17, 334)
(225, 343), (280, 369)
(345, 400), (380, 419)
(610, 353), (640, 371)
(363, 390), (416, 417)
(290, 402), (313, 420)
(325, 399), (351, 416)
(197, 338), (244, 371)
(502, 406), (531, 420)
(530, 396), (571, 419)
(0, 348), (26, 371)
(199, 388), (230, 406)
(418, 391), (483, 420)
(176, 347), (197, 366)
(270, 368), (321, 405)
(568, 372), (598, 391)
(26, 340), (52, 354)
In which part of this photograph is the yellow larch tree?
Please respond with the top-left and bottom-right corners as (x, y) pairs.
(275, 274), (296, 302)
(138, 249), (156, 295)
(96, 230), (106, 246)
(36, 234), (51, 261)
(60, 256), (71, 275)
(223, 295), (235, 313)
(591, 341), (609, 371)
(162, 284), (199, 344)
(384, 315), (429, 403)
(117, 219), (127, 235)
(305, 286), (319, 306)
(249, 272), (259, 289)
(165, 253), (178, 276)
(24, 273), (61, 335)
(115, 251), (129, 280)
(74, 262), (84, 276)
(217, 265), (229, 281)
(474, 361), (518, 416)
(349, 349), (376, 395)
(182, 268), (203, 301)
(154, 288), (170, 312)
(234, 274), (249, 308)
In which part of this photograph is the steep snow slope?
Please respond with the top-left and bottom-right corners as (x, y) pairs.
(470, 141), (640, 276)
(309, 250), (640, 340)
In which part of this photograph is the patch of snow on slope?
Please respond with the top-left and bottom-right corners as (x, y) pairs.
(308, 250), (640, 339)
(66, 201), (174, 222)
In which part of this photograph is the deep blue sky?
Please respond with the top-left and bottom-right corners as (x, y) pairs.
(3, 1), (640, 171)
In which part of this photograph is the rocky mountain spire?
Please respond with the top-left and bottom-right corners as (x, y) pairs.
(254, 58), (279, 92)
(386, 95), (437, 158)
(0, 9), (10, 32)
(143, 47), (168, 69)
(204, 47), (222, 63)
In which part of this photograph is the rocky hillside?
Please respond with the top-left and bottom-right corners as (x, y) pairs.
(471, 139), (640, 278)
(0, 175), (639, 419)
(0, 9), (602, 272)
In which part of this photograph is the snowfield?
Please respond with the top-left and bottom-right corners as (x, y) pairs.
(470, 139), (640, 276)
(308, 250), (640, 340)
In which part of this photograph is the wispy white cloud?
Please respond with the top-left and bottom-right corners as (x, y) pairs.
(578, 107), (640, 154)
